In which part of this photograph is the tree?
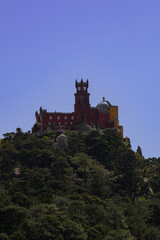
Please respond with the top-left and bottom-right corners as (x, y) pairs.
(137, 146), (143, 157)
(0, 233), (8, 240)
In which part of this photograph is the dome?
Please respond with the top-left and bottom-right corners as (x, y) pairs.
(96, 97), (110, 113)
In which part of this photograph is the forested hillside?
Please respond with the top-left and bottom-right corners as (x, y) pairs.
(0, 128), (160, 240)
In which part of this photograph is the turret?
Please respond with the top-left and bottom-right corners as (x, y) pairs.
(74, 79), (90, 123)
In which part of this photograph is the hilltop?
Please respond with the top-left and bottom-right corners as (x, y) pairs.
(0, 128), (160, 240)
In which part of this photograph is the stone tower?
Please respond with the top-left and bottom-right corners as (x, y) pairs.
(74, 79), (90, 123)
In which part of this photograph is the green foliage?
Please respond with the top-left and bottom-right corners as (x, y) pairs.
(0, 206), (28, 235)
(0, 129), (160, 239)
(104, 229), (136, 240)
(0, 233), (8, 240)
(9, 231), (27, 240)
(137, 145), (143, 157)
(32, 122), (40, 132)
(88, 224), (108, 240)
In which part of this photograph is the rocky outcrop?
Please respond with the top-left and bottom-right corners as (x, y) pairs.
(74, 122), (93, 131)
(56, 134), (69, 150)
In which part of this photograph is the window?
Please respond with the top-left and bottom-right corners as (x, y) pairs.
(83, 86), (86, 91)
(70, 122), (72, 125)
(65, 122), (67, 125)
(58, 122), (61, 125)
(49, 116), (52, 120)
(71, 116), (74, 120)
(64, 116), (67, 120)
(78, 86), (81, 91)
(57, 116), (60, 120)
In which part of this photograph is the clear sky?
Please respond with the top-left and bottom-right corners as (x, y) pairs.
(1, 0), (160, 158)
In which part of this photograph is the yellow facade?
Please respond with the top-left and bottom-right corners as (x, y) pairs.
(117, 125), (123, 138)
(109, 105), (123, 137)
(110, 106), (119, 127)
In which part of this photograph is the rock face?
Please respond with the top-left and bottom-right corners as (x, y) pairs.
(76, 122), (92, 132)
(56, 134), (68, 150)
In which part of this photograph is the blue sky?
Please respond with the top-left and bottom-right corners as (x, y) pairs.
(1, 0), (160, 158)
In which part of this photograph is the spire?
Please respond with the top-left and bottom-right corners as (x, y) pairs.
(75, 79), (78, 88)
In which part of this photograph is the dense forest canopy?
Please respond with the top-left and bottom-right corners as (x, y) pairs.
(0, 128), (160, 240)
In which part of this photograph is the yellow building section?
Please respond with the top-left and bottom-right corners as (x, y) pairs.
(117, 125), (123, 138)
(110, 106), (119, 127)
(110, 106), (123, 137)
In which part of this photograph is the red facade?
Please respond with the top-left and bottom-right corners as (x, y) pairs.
(34, 79), (118, 132)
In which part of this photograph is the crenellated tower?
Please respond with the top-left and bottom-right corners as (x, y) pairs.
(74, 79), (90, 123)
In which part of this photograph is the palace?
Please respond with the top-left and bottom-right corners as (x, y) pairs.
(34, 79), (123, 137)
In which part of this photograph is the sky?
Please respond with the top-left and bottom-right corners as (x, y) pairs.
(1, 0), (160, 158)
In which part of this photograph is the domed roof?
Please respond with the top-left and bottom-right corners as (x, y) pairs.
(96, 97), (110, 113)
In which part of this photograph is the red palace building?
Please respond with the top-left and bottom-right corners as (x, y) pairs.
(34, 79), (123, 137)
